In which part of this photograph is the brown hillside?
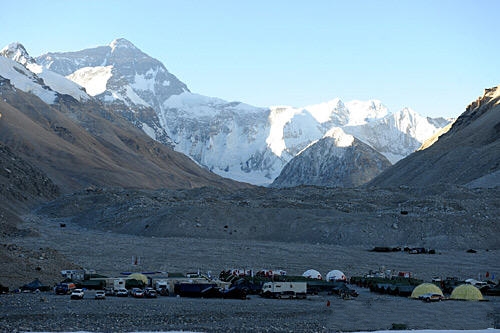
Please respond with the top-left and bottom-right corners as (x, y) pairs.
(0, 82), (250, 193)
(369, 85), (500, 188)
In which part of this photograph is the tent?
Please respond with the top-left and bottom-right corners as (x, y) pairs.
(20, 278), (50, 292)
(450, 284), (483, 301)
(302, 269), (322, 280)
(326, 270), (347, 282)
(410, 283), (443, 299)
(128, 273), (148, 285)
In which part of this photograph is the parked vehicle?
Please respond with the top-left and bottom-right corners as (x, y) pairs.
(418, 292), (444, 302)
(131, 288), (144, 298)
(154, 280), (171, 296)
(261, 282), (307, 299)
(116, 288), (128, 297)
(55, 282), (76, 295)
(94, 290), (106, 300)
(70, 289), (84, 300)
(144, 288), (157, 298)
(113, 278), (126, 294)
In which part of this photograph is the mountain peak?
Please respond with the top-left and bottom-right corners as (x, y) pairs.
(109, 38), (138, 52)
(0, 42), (34, 66)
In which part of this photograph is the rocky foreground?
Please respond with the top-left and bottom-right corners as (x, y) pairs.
(1, 287), (499, 332)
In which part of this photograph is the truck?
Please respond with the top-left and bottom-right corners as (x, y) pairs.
(54, 282), (76, 295)
(261, 281), (307, 299)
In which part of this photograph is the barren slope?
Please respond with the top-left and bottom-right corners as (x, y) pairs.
(369, 85), (500, 188)
(0, 80), (249, 193)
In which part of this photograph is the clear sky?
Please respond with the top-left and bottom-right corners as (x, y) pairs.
(1, 0), (499, 118)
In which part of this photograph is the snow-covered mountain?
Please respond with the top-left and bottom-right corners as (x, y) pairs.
(0, 43), (89, 103)
(33, 38), (451, 186)
(271, 128), (392, 188)
(0, 43), (246, 192)
(36, 38), (187, 146)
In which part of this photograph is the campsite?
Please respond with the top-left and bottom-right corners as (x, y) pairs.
(1, 260), (499, 332)
(0, 277), (499, 332)
(1, 203), (499, 332)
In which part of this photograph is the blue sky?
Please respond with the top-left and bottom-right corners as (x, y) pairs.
(1, 0), (499, 118)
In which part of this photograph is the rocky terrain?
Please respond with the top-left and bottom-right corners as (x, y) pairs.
(35, 184), (499, 251)
(370, 86), (500, 188)
(271, 128), (392, 187)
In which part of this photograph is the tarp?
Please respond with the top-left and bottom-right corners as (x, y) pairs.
(410, 283), (443, 298)
(450, 284), (483, 301)
(326, 270), (346, 281)
(302, 269), (322, 279)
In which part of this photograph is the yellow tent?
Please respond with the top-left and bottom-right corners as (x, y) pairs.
(450, 284), (483, 301)
(128, 273), (148, 285)
(410, 283), (443, 299)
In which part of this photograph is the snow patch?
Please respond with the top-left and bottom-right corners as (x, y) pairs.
(0, 56), (56, 104)
(345, 100), (388, 125)
(133, 68), (157, 92)
(27, 63), (89, 101)
(163, 92), (264, 118)
(123, 85), (149, 107)
(304, 98), (343, 123)
(141, 122), (156, 140)
(324, 127), (354, 147)
(267, 106), (298, 156)
(67, 66), (113, 96)
(109, 38), (137, 52)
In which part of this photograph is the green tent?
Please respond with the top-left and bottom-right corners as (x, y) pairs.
(450, 284), (483, 301)
(410, 283), (443, 299)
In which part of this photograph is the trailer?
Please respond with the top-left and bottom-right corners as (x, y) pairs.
(153, 279), (171, 296)
(113, 278), (126, 293)
(261, 281), (307, 299)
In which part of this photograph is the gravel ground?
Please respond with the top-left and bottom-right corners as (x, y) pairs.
(0, 288), (498, 332)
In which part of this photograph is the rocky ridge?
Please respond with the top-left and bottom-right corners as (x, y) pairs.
(271, 128), (392, 188)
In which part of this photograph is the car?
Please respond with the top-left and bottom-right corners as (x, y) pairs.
(418, 292), (444, 302)
(94, 290), (106, 300)
(131, 288), (144, 298)
(144, 288), (157, 298)
(70, 289), (84, 300)
(116, 288), (129, 297)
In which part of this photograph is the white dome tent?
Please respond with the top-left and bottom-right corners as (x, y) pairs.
(302, 269), (322, 280)
(326, 270), (346, 281)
